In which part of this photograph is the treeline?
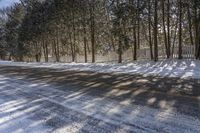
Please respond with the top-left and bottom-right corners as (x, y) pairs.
(0, 0), (200, 63)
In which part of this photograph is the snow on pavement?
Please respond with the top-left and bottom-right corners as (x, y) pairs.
(0, 59), (200, 79)
(0, 74), (200, 133)
(0, 77), (53, 133)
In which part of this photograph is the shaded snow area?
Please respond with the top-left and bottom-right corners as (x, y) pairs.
(0, 74), (200, 133)
(0, 59), (200, 79)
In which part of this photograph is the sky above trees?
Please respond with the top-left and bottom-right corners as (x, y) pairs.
(0, 0), (19, 9)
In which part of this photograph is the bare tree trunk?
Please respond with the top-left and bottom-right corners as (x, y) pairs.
(162, 0), (169, 58)
(83, 23), (88, 63)
(111, 36), (116, 51)
(178, 0), (182, 59)
(8, 54), (12, 61)
(90, 1), (95, 63)
(148, 0), (153, 60)
(194, 0), (199, 59)
(137, 0), (140, 49)
(133, 25), (137, 60)
(69, 32), (75, 62)
(35, 41), (41, 62)
(118, 39), (122, 63)
(72, 0), (76, 62)
(154, 0), (158, 61)
(129, 0), (137, 60)
(167, 0), (171, 58)
(187, 4), (194, 46)
(42, 37), (48, 62)
(172, 18), (178, 57)
(55, 30), (60, 62)
(45, 41), (48, 62)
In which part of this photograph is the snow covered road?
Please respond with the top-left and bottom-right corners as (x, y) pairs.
(0, 65), (200, 133)
(1, 59), (200, 79)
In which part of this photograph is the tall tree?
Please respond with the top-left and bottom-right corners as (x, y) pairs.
(148, 0), (153, 60)
(167, 0), (171, 58)
(162, 0), (169, 58)
(154, 0), (158, 61)
(178, 0), (182, 59)
(89, 0), (96, 63)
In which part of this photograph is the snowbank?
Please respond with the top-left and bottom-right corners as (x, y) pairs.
(0, 59), (200, 79)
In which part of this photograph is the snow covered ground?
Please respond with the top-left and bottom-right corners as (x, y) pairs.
(0, 59), (200, 79)
(0, 74), (199, 133)
(0, 60), (200, 132)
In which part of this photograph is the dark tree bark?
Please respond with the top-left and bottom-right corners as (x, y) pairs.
(194, 0), (200, 59)
(154, 0), (158, 61)
(55, 30), (60, 62)
(187, 4), (194, 46)
(72, 0), (76, 62)
(83, 21), (88, 63)
(34, 41), (41, 62)
(172, 18), (178, 57)
(148, 0), (153, 60)
(162, 0), (169, 58)
(90, 0), (95, 63)
(167, 0), (171, 58)
(133, 25), (137, 60)
(118, 39), (122, 63)
(41, 36), (48, 62)
(178, 0), (182, 59)
(137, 0), (140, 49)
(69, 32), (75, 62)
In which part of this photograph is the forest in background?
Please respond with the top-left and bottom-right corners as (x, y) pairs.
(0, 0), (200, 63)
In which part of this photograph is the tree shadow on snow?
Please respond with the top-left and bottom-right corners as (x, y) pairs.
(0, 65), (199, 132)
